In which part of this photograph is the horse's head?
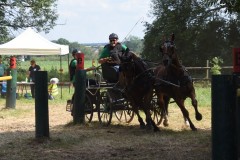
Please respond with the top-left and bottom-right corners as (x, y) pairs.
(119, 48), (132, 63)
(119, 48), (135, 85)
(119, 49), (148, 86)
(160, 34), (176, 66)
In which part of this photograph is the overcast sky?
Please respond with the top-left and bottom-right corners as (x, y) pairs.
(40, 0), (153, 44)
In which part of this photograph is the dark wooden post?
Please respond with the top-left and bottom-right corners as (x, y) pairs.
(233, 74), (240, 159)
(35, 71), (49, 138)
(212, 75), (237, 160)
(73, 70), (86, 124)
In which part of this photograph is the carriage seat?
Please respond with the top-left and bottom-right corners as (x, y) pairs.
(101, 63), (119, 83)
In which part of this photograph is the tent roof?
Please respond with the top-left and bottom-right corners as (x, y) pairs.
(0, 28), (69, 55)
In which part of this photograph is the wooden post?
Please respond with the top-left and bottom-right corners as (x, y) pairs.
(35, 71), (49, 138)
(234, 74), (240, 159)
(212, 75), (237, 160)
(206, 60), (209, 79)
(73, 70), (86, 124)
(6, 69), (17, 109)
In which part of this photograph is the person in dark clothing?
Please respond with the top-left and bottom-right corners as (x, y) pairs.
(98, 33), (128, 83)
(28, 59), (41, 98)
(69, 49), (78, 87)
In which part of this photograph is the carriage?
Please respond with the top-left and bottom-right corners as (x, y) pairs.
(66, 33), (202, 131)
(65, 64), (164, 126)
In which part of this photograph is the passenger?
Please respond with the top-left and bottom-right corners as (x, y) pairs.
(98, 33), (128, 83)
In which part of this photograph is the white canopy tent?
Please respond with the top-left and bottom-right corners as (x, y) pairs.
(0, 27), (69, 55)
(0, 28), (70, 99)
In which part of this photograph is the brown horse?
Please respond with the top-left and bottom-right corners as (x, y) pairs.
(119, 49), (159, 131)
(154, 34), (202, 131)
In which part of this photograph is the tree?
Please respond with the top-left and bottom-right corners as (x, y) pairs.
(143, 0), (240, 66)
(53, 38), (95, 60)
(204, 0), (240, 13)
(0, 0), (58, 43)
(142, 0), (211, 65)
(123, 35), (143, 54)
(52, 38), (70, 45)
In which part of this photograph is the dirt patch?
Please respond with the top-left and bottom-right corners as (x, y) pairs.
(0, 103), (211, 160)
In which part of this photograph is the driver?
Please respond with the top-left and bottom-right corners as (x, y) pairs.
(99, 33), (128, 64)
(98, 33), (128, 83)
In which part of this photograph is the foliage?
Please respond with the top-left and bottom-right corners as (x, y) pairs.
(210, 56), (223, 75)
(143, 0), (240, 66)
(122, 35), (143, 54)
(204, 0), (240, 13)
(53, 38), (98, 60)
(0, 0), (58, 43)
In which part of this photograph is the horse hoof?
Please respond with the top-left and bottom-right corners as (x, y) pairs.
(154, 127), (160, 132)
(191, 127), (198, 131)
(196, 114), (202, 121)
(163, 120), (169, 127)
(140, 125), (145, 129)
(185, 120), (190, 126)
(146, 125), (152, 131)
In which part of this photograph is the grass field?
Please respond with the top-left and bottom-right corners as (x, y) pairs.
(0, 85), (212, 160)
(18, 59), (96, 73)
(15, 59), (97, 82)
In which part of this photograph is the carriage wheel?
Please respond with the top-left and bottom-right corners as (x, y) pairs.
(114, 101), (134, 123)
(98, 91), (113, 126)
(70, 94), (93, 123)
(151, 99), (168, 126)
(150, 99), (162, 126)
(85, 93), (94, 123)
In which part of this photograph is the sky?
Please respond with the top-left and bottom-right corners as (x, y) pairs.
(40, 0), (153, 44)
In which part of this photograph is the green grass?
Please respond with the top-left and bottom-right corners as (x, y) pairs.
(0, 85), (211, 109)
(15, 59), (98, 82)
(18, 60), (97, 73)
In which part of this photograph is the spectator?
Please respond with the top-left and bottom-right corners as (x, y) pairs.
(0, 55), (7, 96)
(28, 59), (41, 98)
(69, 49), (78, 87)
(48, 78), (59, 100)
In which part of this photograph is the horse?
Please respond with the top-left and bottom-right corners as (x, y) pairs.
(119, 49), (159, 132)
(154, 33), (202, 131)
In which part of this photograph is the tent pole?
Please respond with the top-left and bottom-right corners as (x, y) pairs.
(60, 55), (63, 99)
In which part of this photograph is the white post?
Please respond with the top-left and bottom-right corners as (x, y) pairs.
(206, 60), (209, 79)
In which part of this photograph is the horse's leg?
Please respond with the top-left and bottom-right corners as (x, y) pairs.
(125, 91), (146, 129)
(163, 96), (170, 127)
(155, 91), (169, 127)
(136, 110), (145, 129)
(131, 102), (145, 129)
(189, 86), (202, 121)
(143, 108), (160, 132)
(175, 98), (197, 131)
(142, 90), (160, 132)
(183, 116), (190, 126)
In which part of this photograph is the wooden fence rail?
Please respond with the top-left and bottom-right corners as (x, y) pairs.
(185, 60), (232, 81)
(186, 66), (232, 81)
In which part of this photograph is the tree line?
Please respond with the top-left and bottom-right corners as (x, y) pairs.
(142, 0), (240, 66)
(0, 0), (239, 66)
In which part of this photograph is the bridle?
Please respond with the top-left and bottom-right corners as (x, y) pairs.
(120, 51), (151, 87)
(161, 40), (176, 66)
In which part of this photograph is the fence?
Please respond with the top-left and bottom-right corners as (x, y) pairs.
(186, 60), (232, 81)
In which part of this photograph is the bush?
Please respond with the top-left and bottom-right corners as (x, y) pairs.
(210, 57), (223, 75)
